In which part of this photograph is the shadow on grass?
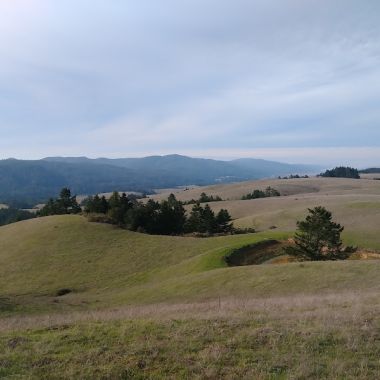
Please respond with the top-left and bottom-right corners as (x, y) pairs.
(0, 297), (16, 313)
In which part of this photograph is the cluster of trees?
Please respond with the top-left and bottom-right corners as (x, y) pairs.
(278, 174), (309, 179)
(285, 206), (349, 261)
(0, 208), (35, 226)
(241, 187), (280, 200)
(359, 168), (380, 174)
(319, 167), (360, 179)
(185, 203), (232, 234)
(183, 192), (223, 205)
(85, 192), (232, 235)
(38, 188), (81, 216)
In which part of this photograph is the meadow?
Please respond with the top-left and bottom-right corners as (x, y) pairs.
(1, 177), (380, 378)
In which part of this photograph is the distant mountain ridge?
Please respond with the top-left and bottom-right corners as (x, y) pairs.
(0, 155), (321, 206)
(43, 154), (320, 178)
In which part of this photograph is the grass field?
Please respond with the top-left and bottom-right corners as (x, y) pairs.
(1, 177), (380, 378)
(154, 177), (380, 249)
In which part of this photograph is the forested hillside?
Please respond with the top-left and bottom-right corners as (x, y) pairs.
(0, 155), (320, 206)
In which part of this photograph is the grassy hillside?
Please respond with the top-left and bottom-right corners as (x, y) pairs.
(0, 215), (291, 314)
(0, 212), (379, 316)
(154, 177), (380, 249)
(1, 177), (380, 378)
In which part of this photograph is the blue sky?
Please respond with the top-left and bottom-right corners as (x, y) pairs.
(0, 0), (379, 167)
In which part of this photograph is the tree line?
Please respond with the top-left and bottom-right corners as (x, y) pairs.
(84, 192), (232, 235)
(241, 187), (280, 200)
(39, 189), (233, 235)
(182, 192), (223, 205)
(319, 167), (360, 179)
(0, 208), (35, 227)
(38, 188), (82, 216)
(278, 174), (309, 179)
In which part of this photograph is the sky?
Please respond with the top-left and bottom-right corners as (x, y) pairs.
(0, 0), (379, 167)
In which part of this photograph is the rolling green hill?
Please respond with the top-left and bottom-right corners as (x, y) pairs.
(0, 210), (379, 317)
(1, 177), (380, 378)
(0, 215), (290, 315)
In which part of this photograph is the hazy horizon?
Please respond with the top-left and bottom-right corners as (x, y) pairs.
(1, 1), (380, 167)
(0, 152), (376, 170)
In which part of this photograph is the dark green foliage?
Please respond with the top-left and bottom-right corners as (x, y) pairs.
(44, 188), (232, 236)
(183, 192), (223, 205)
(319, 167), (360, 179)
(84, 193), (187, 235)
(38, 188), (81, 216)
(0, 208), (35, 226)
(83, 192), (233, 236)
(242, 187), (280, 200)
(216, 209), (233, 233)
(83, 194), (109, 214)
(185, 203), (232, 234)
(285, 206), (347, 261)
(279, 174), (309, 179)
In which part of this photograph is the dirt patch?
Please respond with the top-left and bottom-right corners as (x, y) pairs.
(55, 288), (73, 297)
(349, 250), (380, 260)
(225, 242), (380, 267)
(225, 240), (293, 266)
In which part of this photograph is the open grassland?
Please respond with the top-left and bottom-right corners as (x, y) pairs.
(1, 292), (380, 379)
(153, 178), (380, 249)
(1, 177), (380, 378)
(151, 177), (380, 202)
(360, 173), (380, 180)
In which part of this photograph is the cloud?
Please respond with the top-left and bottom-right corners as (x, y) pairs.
(0, 0), (379, 165)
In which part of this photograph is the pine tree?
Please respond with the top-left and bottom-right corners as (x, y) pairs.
(216, 209), (232, 233)
(285, 206), (346, 261)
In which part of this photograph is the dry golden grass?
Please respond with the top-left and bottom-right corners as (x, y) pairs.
(1, 291), (380, 379)
(150, 177), (380, 202)
(1, 291), (376, 333)
(147, 177), (380, 249)
(361, 173), (380, 180)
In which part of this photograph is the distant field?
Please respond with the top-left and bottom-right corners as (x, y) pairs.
(361, 172), (380, 180)
(151, 177), (380, 249)
(1, 177), (380, 378)
(150, 177), (380, 201)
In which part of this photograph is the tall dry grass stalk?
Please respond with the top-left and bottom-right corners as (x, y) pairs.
(1, 290), (378, 332)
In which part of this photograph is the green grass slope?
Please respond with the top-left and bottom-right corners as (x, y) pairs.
(0, 215), (289, 314)
(1, 213), (380, 378)
(1, 214), (380, 317)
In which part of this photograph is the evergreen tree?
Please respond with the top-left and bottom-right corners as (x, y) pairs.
(108, 192), (127, 225)
(38, 188), (81, 216)
(185, 203), (203, 233)
(201, 204), (217, 234)
(216, 209), (232, 233)
(285, 206), (346, 261)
